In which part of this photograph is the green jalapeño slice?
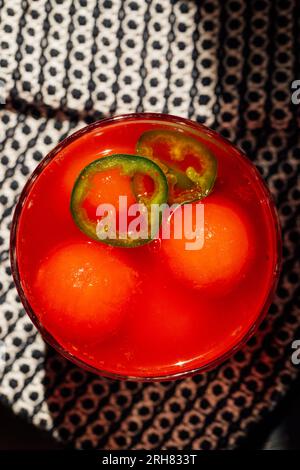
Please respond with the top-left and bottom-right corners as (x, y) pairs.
(136, 129), (217, 204)
(71, 154), (168, 247)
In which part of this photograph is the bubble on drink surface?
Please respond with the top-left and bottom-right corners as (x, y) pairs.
(147, 237), (162, 253)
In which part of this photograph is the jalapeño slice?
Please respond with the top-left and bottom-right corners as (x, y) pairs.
(71, 154), (168, 247)
(135, 129), (217, 204)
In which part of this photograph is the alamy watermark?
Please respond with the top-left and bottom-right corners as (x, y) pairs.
(0, 80), (5, 105)
(291, 340), (300, 365)
(0, 340), (6, 380)
(95, 196), (205, 250)
(291, 80), (300, 105)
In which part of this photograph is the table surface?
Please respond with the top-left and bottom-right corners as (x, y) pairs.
(0, 374), (299, 450)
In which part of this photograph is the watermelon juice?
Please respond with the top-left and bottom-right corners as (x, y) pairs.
(10, 114), (281, 380)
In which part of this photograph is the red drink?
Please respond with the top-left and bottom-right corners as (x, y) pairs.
(10, 114), (280, 380)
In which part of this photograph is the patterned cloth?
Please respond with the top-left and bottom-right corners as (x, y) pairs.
(0, 0), (299, 450)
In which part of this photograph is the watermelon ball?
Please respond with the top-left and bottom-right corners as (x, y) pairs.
(162, 200), (250, 291)
(34, 241), (138, 347)
(80, 167), (137, 223)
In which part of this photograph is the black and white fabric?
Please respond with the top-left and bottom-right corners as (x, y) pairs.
(0, 0), (299, 450)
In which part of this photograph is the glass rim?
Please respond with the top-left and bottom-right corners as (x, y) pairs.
(10, 112), (282, 381)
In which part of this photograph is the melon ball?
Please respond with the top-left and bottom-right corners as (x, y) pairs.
(162, 201), (250, 290)
(34, 242), (138, 346)
(83, 168), (136, 215)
